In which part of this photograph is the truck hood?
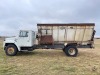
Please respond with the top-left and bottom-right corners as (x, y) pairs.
(5, 37), (16, 42)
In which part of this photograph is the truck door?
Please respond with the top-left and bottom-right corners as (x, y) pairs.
(17, 31), (31, 47)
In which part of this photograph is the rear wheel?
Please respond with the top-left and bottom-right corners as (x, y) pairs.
(64, 46), (78, 57)
(5, 45), (18, 56)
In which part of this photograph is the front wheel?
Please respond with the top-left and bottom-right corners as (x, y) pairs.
(5, 45), (18, 56)
(64, 46), (78, 57)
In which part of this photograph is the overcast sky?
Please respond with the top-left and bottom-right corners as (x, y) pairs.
(0, 0), (100, 36)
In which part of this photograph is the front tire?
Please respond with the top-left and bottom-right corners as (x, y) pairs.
(64, 46), (78, 57)
(5, 45), (18, 56)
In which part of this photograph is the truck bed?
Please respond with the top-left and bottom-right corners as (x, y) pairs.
(37, 23), (95, 45)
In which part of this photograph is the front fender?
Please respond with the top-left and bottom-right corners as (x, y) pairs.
(3, 41), (20, 51)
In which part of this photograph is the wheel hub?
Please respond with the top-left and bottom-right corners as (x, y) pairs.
(8, 47), (14, 54)
(68, 48), (75, 55)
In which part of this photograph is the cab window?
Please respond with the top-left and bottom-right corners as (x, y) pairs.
(19, 31), (28, 37)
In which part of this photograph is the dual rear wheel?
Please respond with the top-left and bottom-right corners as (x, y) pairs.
(63, 46), (78, 57)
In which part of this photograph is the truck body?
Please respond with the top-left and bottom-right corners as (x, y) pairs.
(3, 23), (95, 57)
(37, 23), (95, 46)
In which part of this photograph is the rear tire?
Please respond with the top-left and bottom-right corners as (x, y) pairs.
(64, 46), (78, 57)
(5, 45), (18, 56)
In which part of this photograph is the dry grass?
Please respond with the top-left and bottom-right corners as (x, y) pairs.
(0, 39), (100, 75)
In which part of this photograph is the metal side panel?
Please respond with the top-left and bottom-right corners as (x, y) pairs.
(83, 26), (93, 41)
(53, 26), (58, 41)
(66, 26), (76, 41)
(75, 26), (86, 42)
(58, 26), (66, 41)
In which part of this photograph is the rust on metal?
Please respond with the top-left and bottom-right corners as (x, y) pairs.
(40, 35), (53, 44)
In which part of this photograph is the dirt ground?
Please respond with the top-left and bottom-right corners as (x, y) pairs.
(0, 39), (100, 75)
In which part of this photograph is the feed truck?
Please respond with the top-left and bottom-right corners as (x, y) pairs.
(3, 23), (95, 57)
